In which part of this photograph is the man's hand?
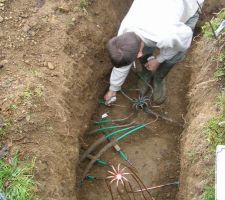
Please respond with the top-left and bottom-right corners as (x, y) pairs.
(104, 90), (117, 103)
(145, 59), (160, 71)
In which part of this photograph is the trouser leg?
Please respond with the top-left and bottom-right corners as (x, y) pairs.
(137, 46), (155, 94)
(153, 52), (186, 104)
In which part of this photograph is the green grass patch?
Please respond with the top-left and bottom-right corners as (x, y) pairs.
(0, 121), (12, 138)
(0, 153), (38, 200)
(202, 186), (215, 200)
(214, 53), (225, 78)
(202, 10), (225, 38)
(204, 92), (225, 151)
(79, 0), (91, 9)
(22, 88), (33, 102)
(0, 127), (6, 137)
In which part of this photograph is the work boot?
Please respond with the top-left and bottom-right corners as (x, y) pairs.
(153, 62), (174, 104)
(153, 78), (166, 104)
(137, 68), (153, 95)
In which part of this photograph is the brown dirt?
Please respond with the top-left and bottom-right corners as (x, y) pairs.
(0, 0), (224, 199)
(178, 38), (224, 200)
(0, 0), (131, 199)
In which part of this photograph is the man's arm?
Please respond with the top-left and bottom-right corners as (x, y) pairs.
(104, 64), (132, 101)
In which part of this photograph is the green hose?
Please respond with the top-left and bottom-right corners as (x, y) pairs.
(96, 159), (109, 166)
(96, 125), (119, 132)
(82, 125), (146, 180)
(86, 176), (96, 181)
(119, 150), (129, 161)
(87, 155), (110, 167)
(81, 126), (136, 162)
(105, 126), (137, 139)
(116, 124), (146, 141)
(94, 119), (111, 125)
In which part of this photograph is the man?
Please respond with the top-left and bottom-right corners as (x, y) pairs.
(104, 0), (204, 105)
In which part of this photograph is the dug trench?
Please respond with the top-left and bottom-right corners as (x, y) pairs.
(74, 1), (189, 200)
(77, 58), (189, 200)
(71, 1), (223, 200)
(0, 0), (223, 199)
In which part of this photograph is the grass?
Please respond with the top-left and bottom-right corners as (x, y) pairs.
(22, 86), (44, 105)
(0, 121), (11, 138)
(202, 186), (215, 200)
(186, 150), (197, 163)
(79, 0), (91, 9)
(202, 9), (225, 38)
(214, 53), (225, 78)
(0, 127), (6, 137)
(204, 92), (225, 151)
(23, 88), (33, 102)
(0, 153), (38, 200)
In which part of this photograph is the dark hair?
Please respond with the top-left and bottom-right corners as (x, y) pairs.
(107, 32), (141, 68)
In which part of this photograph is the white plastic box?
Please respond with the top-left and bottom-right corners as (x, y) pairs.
(216, 145), (225, 200)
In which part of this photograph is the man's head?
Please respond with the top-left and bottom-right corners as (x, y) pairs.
(107, 32), (141, 68)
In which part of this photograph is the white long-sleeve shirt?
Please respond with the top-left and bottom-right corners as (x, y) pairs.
(110, 0), (204, 92)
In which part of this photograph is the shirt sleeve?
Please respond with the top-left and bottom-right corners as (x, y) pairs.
(109, 64), (132, 91)
(156, 48), (179, 63)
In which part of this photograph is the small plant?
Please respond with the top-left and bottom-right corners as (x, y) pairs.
(23, 88), (33, 101)
(214, 53), (225, 78)
(0, 127), (6, 137)
(0, 121), (11, 138)
(205, 117), (225, 150)
(34, 85), (44, 97)
(32, 70), (42, 78)
(79, 0), (90, 9)
(204, 92), (225, 151)
(217, 92), (225, 111)
(10, 104), (18, 110)
(202, 10), (225, 37)
(186, 150), (196, 163)
(0, 153), (38, 200)
(202, 186), (215, 200)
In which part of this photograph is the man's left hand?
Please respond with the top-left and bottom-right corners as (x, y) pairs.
(145, 59), (160, 71)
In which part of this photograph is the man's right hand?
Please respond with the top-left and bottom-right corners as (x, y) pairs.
(104, 90), (117, 102)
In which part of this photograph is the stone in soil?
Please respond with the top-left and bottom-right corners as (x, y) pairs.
(0, 16), (3, 22)
(47, 62), (55, 70)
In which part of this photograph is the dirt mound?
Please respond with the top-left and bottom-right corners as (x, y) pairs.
(0, 0), (131, 199)
(178, 38), (222, 200)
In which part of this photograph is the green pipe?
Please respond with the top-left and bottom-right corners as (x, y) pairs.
(87, 155), (109, 167)
(119, 150), (129, 161)
(88, 125), (121, 135)
(116, 124), (146, 141)
(81, 126), (136, 162)
(94, 119), (111, 125)
(85, 175), (96, 181)
(96, 125), (119, 132)
(105, 126), (136, 139)
(96, 159), (109, 166)
(85, 175), (106, 181)
(82, 126), (146, 180)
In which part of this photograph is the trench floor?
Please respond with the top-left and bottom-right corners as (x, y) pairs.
(77, 61), (190, 200)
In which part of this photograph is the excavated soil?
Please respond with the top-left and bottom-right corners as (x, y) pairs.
(78, 56), (190, 200)
(0, 0), (224, 199)
(0, 0), (132, 199)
